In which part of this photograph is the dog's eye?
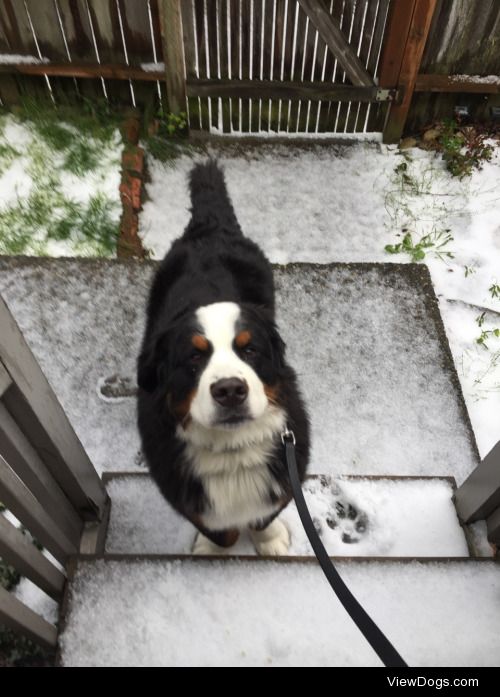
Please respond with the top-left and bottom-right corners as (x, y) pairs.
(242, 345), (256, 358)
(190, 352), (203, 363)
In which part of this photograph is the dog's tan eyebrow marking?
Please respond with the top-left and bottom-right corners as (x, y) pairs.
(235, 330), (252, 348)
(192, 334), (209, 351)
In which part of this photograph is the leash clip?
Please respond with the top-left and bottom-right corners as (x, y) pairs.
(281, 429), (296, 445)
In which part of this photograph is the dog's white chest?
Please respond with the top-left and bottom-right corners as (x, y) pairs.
(185, 442), (283, 529)
(180, 407), (287, 529)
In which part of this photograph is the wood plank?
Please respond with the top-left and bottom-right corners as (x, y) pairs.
(296, 0), (374, 87)
(0, 515), (66, 601)
(378, 0), (417, 89)
(187, 77), (394, 101)
(0, 454), (78, 564)
(0, 360), (12, 397)
(486, 506), (500, 546)
(79, 496), (111, 556)
(0, 402), (82, 544)
(160, 0), (187, 114)
(455, 440), (500, 523)
(415, 73), (500, 94)
(0, 61), (164, 81)
(0, 295), (108, 522)
(382, 0), (438, 143)
(0, 585), (57, 650)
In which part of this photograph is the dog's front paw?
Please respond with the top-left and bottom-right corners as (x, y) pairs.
(192, 532), (233, 555)
(250, 519), (290, 556)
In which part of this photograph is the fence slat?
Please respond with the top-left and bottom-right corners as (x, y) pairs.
(161, 0), (187, 114)
(0, 514), (66, 601)
(487, 506), (500, 546)
(0, 584), (57, 650)
(455, 441), (500, 524)
(0, 454), (78, 564)
(0, 295), (108, 522)
(0, 401), (83, 544)
(0, 362), (12, 398)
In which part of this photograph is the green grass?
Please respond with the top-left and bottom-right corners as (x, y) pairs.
(0, 100), (122, 257)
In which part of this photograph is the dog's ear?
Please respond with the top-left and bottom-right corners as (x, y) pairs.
(137, 331), (170, 393)
(268, 322), (286, 371)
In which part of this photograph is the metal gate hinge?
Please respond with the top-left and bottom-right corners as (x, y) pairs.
(376, 88), (397, 102)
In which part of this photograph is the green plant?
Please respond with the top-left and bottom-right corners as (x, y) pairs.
(475, 312), (500, 350)
(164, 110), (187, 136)
(489, 283), (500, 299)
(437, 119), (494, 179)
(385, 228), (454, 263)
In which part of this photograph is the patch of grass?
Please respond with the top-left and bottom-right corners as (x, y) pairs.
(0, 142), (20, 176)
(0, 105), (120, 256)
(383, 152), (464, 264)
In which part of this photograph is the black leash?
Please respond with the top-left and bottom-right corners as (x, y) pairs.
(282, 429), (408, 668)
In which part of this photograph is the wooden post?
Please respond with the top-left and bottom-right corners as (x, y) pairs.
(455, 441), (500, 524)
(380, 0), (438, 144)
(160, 0), (187, 115)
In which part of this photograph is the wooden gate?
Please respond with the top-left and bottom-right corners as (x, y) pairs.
(177, 0), (395, 135)
(167, 0), (437, 139)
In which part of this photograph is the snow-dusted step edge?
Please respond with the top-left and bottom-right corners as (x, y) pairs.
(58, 557), (500, 666)
(103, 473), (472, 558)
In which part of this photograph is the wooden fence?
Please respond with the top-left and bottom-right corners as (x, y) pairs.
(0, 0), (499, 142)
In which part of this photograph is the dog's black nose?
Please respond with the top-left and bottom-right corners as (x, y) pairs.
(210, 378), (248, 408)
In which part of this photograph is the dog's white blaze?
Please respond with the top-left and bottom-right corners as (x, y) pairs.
(190, 301), (268, 428)
(182, 301), (287, 530)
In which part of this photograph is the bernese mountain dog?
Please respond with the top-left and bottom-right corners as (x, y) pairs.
(137, 160), (309, 555)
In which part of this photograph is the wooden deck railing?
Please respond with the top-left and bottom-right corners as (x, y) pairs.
(0, 294), (110, 650)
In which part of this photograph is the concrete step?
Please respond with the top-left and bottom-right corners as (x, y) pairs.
(59, 556), (500, 666)
(104, 472), (471, 558)
(0, 257), (479, 483)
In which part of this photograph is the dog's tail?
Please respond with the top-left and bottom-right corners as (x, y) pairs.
(188, 159), (242, 233)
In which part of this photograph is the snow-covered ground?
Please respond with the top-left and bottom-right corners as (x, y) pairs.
(0, 259), (478, 483)
(0, 113), (122, 256)
(61, 558), (500, 667)
(140, 141), (500, 457)
(106, 474), (470, 557)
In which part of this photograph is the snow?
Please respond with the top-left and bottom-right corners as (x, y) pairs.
(140, 62), (165, 72)
(140, 144), (394, 265)
(450, 74), (500, 85)
(208, 126), (383, 140)
(13, 577), (58, 625)
(0, 54), (49, 64)
(140, 142), (500, 457)
(105, 474), (469, 557)
(439, 300), (500, 458)
(0, 259), (478, 482)
(60, 558), (500, 666)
